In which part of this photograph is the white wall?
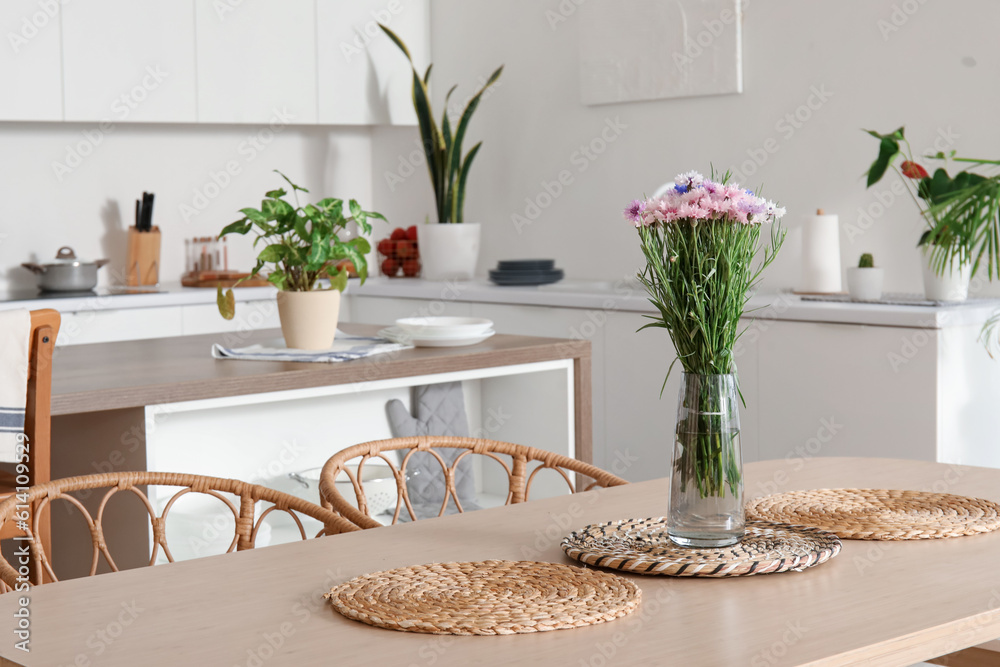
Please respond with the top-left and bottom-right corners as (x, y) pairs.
(370, 0), (1000, 294)
(4, 1), (999, 296)
(0, 122), (373, 291)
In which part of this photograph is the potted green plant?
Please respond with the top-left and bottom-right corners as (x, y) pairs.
(379, 23), (502, 281)
(216, 171), (386, 350)
(865, 127), (1000, 301)
(846, 253), (884, 301)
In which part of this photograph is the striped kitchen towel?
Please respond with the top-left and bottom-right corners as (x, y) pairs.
(211, 330), (411, 362)
(0, 309), (31, 462)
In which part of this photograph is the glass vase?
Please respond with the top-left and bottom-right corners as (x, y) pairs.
(668, 373), (745, 547)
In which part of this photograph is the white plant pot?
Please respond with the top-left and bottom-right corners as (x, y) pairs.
(846, 267), (884, 301)
(921, 249), (971, 302)
(419, 223), (481, 281)
(276, 289), (341, 350)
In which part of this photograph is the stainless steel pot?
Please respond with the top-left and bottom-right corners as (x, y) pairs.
(21, 246), (109, 292)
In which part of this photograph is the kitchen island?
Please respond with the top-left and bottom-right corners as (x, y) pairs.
(48, 324), (591, 577)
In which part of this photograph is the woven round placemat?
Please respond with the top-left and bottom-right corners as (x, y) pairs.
(561, 518), (841, 577)
(745, 489), (1000, 540)
(324, 560), (641, 635)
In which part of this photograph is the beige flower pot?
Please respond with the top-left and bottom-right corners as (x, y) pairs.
(276, 289), (341, 350)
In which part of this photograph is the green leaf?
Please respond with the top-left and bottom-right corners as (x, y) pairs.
(379, 23), (413, 61)
(257, 244), (288, 263)
(219, 219), (252, 238)
(349, 199), (363, 222)
(274, 169), (309, 193)
(328, 266), (349, 292)
(454, 141), (482, 223)
(423, 63), (433, 86)
(334, 243), (368, 284)
(262, 198), (296, 223)
(446, 66), (503, 218)
(307, 232), (327, 266)
(239, 208), (267, 224)
(216, 286), (236, 320)
(265, 188), (287, 199)
(349, 237), (372, 255)
(866, 136), (900, 187)
(267, 271), (288, 291)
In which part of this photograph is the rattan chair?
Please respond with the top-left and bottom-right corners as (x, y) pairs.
(0, 471), (359, 590)
(319, 436), (628, 529)
(0, 310), (59, 566)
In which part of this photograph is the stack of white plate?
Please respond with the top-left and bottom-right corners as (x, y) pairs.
(379, 317), (496, 347)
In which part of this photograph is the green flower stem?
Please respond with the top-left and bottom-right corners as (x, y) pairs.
(638, 214), (783, 499)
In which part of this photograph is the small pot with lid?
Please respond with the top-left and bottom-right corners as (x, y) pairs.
(22, 247), (110, 292)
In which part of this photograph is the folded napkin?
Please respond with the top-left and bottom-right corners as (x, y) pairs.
(0, 309), (31, 463)
(211, 330), (411, 363)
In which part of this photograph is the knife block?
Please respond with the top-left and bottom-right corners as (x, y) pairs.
(126, 226), (161, 286)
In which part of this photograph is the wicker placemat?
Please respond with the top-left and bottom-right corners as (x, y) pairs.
(745, 489), (1000, 540)
(561, 518), (841, 577)
(324, 560), (641, 635)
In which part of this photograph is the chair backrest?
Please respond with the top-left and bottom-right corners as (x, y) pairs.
(25, 309), (59, 487)
(319, 436), (628, 529)
(0, 471), (359, 590)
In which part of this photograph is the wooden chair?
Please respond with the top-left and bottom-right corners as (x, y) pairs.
(0, 471), (359, 590)
(0, 309), (59, 562)
(319, 436), (628, 529)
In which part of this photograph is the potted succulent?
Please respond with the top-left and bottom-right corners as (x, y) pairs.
(216, 171), (386, 350)
(379, 24), (503, 281)
(865, 127), (1000, 302)
(846, 253), (884, 301)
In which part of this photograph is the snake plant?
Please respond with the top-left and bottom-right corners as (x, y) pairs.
(379, 23), (502, 223)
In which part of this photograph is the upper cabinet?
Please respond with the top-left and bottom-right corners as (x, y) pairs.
(195, 0), (317, 125)
(0, 0), (428, 126)
(316, 0), (428, 125)
(0, 0), (64, 121)
(61, 0), (198, 123)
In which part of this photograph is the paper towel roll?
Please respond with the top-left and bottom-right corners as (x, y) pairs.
(799, 209), (842, 293)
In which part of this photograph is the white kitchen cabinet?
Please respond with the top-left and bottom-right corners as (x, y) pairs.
(602, 312), (681, 483)
(467, 302), (609, 469)
(0, 0), (63, 121)
(755, 320), (938, 465)
(58, 306), (184, 346)
(60, 0), (197, 122)
(346, 294), (473, 324)
(195, 0), (317, 124)
(316, 0), (428, 125)
(180, 300), (281, 337)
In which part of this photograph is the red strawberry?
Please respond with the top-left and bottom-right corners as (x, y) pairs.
(390, 227), (408, 241)
(406, 225), (418, 241)
(381, 258), (400, 276)
(395, 240), (417, 259)
(402, 259), (421, 277)
(901, 160), (929, 179)
(377, 239), (396, 256)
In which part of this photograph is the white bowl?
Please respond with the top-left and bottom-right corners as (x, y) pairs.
(395, 316), (494, 338)
(287, 465), (398, 516)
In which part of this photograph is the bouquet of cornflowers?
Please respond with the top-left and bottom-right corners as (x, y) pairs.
(625, 170), (785, 497)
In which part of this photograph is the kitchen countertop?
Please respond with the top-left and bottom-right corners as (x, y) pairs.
(2, 278), (997, 330)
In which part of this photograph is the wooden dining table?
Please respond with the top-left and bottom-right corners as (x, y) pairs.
(2, 457), (1000, 666)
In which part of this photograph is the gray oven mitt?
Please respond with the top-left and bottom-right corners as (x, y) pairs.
(386, 382), (480, 520)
